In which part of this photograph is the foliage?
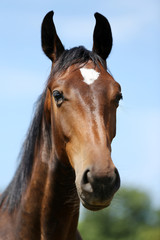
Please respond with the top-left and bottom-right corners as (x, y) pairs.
(78, 187), (160, 240)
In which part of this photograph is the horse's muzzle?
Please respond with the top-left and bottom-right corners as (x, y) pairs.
(79, 168), (120, 211)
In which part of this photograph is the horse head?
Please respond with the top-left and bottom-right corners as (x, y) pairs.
(41, 11), (121, 211)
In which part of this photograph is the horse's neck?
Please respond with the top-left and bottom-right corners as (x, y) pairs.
(39, 159), (80, 240)
(16, 120), (80, 240)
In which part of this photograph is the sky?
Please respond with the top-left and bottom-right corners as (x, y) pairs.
(0, 0), (160, 208)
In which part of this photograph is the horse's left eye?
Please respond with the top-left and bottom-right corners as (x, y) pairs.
(115, 93), (123, 106)
(53, 90), (64, 107)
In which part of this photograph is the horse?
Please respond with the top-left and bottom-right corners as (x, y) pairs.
(0, 11), (122, 240)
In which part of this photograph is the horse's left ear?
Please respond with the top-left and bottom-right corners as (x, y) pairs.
(41, 11), (65, 62)
(93, 12), (113, 61)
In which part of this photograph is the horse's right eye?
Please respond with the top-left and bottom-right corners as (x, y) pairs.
(52, 90), (64, 107)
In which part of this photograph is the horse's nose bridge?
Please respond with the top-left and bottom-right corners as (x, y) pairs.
(80, 109), (107, 145)
(76, 90), (107, 144)
(91, 114), (106, 143)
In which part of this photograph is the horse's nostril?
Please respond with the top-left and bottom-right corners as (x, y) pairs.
(81, 169), (93, 193)
(114, 168), (120, 191)
(82, 169), (89, 184)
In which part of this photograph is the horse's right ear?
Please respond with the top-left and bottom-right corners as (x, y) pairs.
(93, 13), (113, 61)
(41, 11), (65, 62)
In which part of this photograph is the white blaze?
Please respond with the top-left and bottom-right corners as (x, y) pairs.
(80, 68), (100, 85)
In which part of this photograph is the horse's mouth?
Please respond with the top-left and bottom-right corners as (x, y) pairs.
(80, 196), (111, 211)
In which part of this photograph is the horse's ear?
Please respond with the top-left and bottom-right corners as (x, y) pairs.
(41, 11), (65, 62)
(93, 12), (113, 61)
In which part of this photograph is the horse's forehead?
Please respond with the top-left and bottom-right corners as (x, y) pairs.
(52, 62), (116, 93)
(80, 68), (100, 85)
(61, 62), (108, 86)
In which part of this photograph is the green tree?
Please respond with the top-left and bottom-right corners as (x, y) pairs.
(78, 187), (160, 240)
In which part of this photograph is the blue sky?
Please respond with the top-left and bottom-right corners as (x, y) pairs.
(0, 0), (160, 207)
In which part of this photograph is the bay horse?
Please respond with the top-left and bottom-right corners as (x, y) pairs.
(0, 11), (122, 240)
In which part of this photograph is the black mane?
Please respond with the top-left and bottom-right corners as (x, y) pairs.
(51, 46), (106, 75)
(0, 92), (47, 211)
(0, 46), (105, 212)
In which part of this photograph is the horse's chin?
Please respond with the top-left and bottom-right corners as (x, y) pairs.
(80, 198), (111, 211)
(78, 193), (112, 211)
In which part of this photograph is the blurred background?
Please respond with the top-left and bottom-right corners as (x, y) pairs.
(0, 0), (160, 239)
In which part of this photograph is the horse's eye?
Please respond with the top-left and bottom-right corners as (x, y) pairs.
(53, 90), (64, 107)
